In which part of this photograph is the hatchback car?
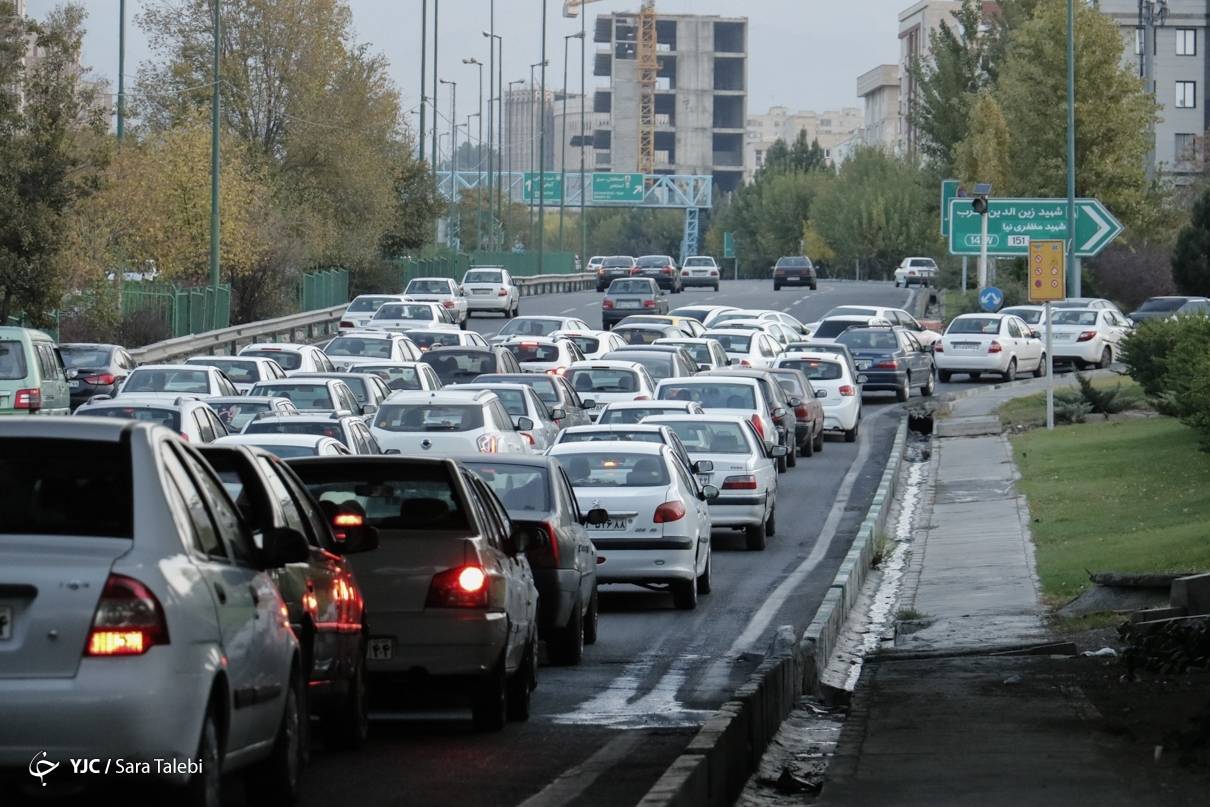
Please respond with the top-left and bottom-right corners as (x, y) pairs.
(322, 332), (423, 368)
(60, 342), (137, 410)
(550, 329), (627, 360)
(404, 277), (470, 327)
(565, 360), (658, 419)
(340, 294), (411, 330)
(117, 364), (240, 400)
(359, 360), (443, 392)
(698, 368), (799, 470)
(500, 336), (586, 374)
(603, 345), (700, 384)
(0, 327), (70, 415)
(286, 456), (539, 730)
(491, 315), (593, 344)
(768, 367), (826, 457)
(243, 414), (382, 454)
(656, 376), (781, 456)
(595, 399), (705, 424)
(1048, 308), (1131, 369)
(935, 313), (1045, 383)
(451, 382), (564, 451)
(772, 256), (817, 290)
(774, 353), (864, 442)
(422, 345), (522, 386)
(240, 342), (336, 374)
(207, 395), (300, 432)
(784, 340), (860, 380)
(370, 389), (531, 455)
(634, 255), (682, 293)
(462, 267), (520, 318)
(680, 256), (721, 290)
(214, 433), (353, 458)
(292, 371), (393, 417)
(185, 355), (288, 393)
(818, 305), (939, 348)
(405, 329), (490, 352)
(836, 326), (936, 401)
(602, 278), (668, 329)
(595, 256), (638, 291)
(248, 378), (361, 414)
(75, 395), (231, 443)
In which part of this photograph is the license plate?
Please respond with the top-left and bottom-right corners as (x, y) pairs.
(953, 342), (979, 350)
(589, 519), (629, 531)
(367, 637), (393, 660)
(1054, 333), (1075, 342)
(0, 606), (11, 640)
(69, 380), (80, 389)
(856, 360), (872, 370)
(697, 475), (712, 486)
(618, 300), (640, 309)
(473, 289), (491, 295)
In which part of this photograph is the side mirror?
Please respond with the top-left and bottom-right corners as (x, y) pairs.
(504, 525), (531, 556)
(768, 445), (789, 458)
(1029, 328), (1040, 339)
(857, 374), (869, 384)
(65, 367), (79, 380)
(582, 507), (609, 526)
(581, 399), (596, 409)
(787, 396), (802, 407)
(697, 363), (710, 371)
(550, 406), (567, 421)
(261, 527), (310, 568)
(516, 415), (535, 432)
(692, 459), (714, 474)
(772, 407), (787, 419)
(362, 403), (378, 416)
(699, 484), (720, 501)
(330, 513), (380, 554)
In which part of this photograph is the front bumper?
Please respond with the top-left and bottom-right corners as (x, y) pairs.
(364, 610), (509, 677)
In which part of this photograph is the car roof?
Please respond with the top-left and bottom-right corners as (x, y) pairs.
(79, 398), (188, 410)
(568, 359), (645, 371)
(602, 400), (694, 409)
(450, 382), (533, 393)
(644, 413), (752, 425)
(499, 335), (563, 344)
(243, 343), (309, 351)
(952, 312), (1012, 320)
(654, 337), (715, 345)
(249, 413), (356, 424)
(0, 326), (55, 341)
(660, 375), (759, 386)
(1, 416), (150, 441)
(216, 434), (333, 447)
(384, 389), (493, 403)
(549, 440), (667, 456)
(425, 345), (495, 354)
(614, 323), (678, 332)
(702, 368), (775, 379)
(408, 277), (454, 283)
(781, 351), (845, 364)
(1001, 305), (1044, 310)
(292, 372), (377, 381)
(187, 355), (267, 363)
(252, 378), (336, 387)
(60, 342), (121, 349)
(206, 396), (290, 405)
(703, 328), (758, 336)
(459, 453), (556, 471)
(563, 424), (665, 433)
(130, 363), (214, 372)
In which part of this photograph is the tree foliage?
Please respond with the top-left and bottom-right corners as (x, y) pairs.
(953, 92), (1010, 192)
(1172, 189), (1210, 296)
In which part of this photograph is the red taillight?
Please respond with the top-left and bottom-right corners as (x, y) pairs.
(497, 288), (509, 296)
(634, 394), (650, 401)
(442, 300), (455, 309)
(85, 574), (169, 657)
(520, 431), (536, 446)
(178, 432), (191, 442)
(749, 414), (765, 438)
(988, 340), (1003, 354)
(527, 522), (560, 569)
(643, 299), (656, 308)
(875, 359), (898, 369)
(14, 388), (41, 410)
(629, 267), (641, 275)
(682, 270), (690, 276)
(710, 270), (719, 277)
(663, 267), (673, 274)
(839, 385), (856, 396)
(545, 367), (567, 376)
(340, 321), (354, 328)
(653, 501), (686, 523)
(934, 342), (944, 352)
(1076, 330), (1097, 342)
(332, 512), (364, 542)
(774, 269), (785, 277)
(83, 373), (116, 385)
(795, 404), (809, 418)
(603, 299), (614, 310)
(739, 359), (751, 367)
(721, 474), (757, 490)
(427, 566), (490, 608)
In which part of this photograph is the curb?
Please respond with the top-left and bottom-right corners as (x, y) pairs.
(637, 418), (912, 807)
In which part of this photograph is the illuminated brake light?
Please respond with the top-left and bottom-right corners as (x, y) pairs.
(85, 574), (169, 657)
(722, 474), (757, 490)
(1076, 330), (1097, 342)
(603, 299), (614, 310)
(14, 388), (41, 410)
(653, 501), (686, 523)
(875, 359), (898, 369)
(795, 404), (809, 418)
(427, 566), (490, 608)
(643, 299), (656, 308)
(497, 289), (509, 296)
(458, 567), (486, 592)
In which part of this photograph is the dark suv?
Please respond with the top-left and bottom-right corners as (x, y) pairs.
(773, 256), (817, 291)
(635, 255), (682, 293)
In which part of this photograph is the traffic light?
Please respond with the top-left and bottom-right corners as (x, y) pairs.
(971, 182), (992, 215)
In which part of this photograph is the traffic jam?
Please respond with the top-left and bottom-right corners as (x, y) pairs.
(0, 262), (959, 804)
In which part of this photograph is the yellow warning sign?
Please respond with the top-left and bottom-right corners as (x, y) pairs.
(1028, 240), (1066, 303)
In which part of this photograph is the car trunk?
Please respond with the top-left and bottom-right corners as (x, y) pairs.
(349, 532), (477, 614)
(845, 348), (895, 373)
(1049, 325), (1096, 345)
(688, 452), (750, 488)
(571, 486), (662, 536)
(374, 430), (479, 454)
(942, 333), (996, 354)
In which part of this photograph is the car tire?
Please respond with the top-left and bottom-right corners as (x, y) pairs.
(844, 421), (859, 443)
(801, 432), (814, 458)
(810, 282), (818, 291)
(765, 505), (776, 537)
(1034, 353), (1048, 378)
(776, 450), (788, 473)
(323, 650), (370, 750)
(696, 551), (712, 595)
(550, 597), (585, 666)
(894, 281), (901, 288)
(672, 577), (698, 610)
(744, 522), (767, 551)
(244, 672), (304, 805)
(773, 283), (781, 291)
(506, 638), (536, 721)
(472, 656), (508, 731)
(1002, 359), (1017, 383)
(896, 376), (910, 402)
(1098, 347), (1111, 369)
(713, 283), (720, 292)
(187, 701), (223, 807)
(813, 427), (824, 453)
(584, 585), (599, 645)
(786, 440), (798, 467)
(921, 369), (935, 397)
(939, 369), (952, 383)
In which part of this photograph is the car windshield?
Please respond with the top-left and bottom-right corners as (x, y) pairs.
(947, 317), (1002, 335)
(80, 405), (181, 430)
(838, 329), (899, 350)
(361, 365), (422, 390)
(242, 349), (302, 370)
(615, 328), (666, 345)
(210, 401), (272, 430)
(599, 405), (685, 424)
(476, 374), (558, 404)
(504, 342), (561, 362)
(463, 462), (551, 511)
(776, 257), (810, 267)
(602, 258), (633, 268)
(659, 383), (756, 409)
(260, 444), (324, 458)
(373, 304), (436, 322)
(59, 346), (112, 369)
(567, 368), (640, 393)
(664, 342), (710, 364)
(683, 258), (714, 267)
(656, 421), (750, 454)
(245, 420), (348, 444)
(1052, 310), (1099, 326)
(1002, 308), (1043, 324)
(705, 332), (753, 352)
(407, 331), (462, 350)
(1136, 298), (1185, 312)
(464, 270), (503, 284)
(0, 438), (132, 537)
(0, 340), (29, 380)
(190, 358), (259, 383)
(609, 280), (653, 294)
(606, 352), (671, 381)
(499, 318), (562, 337)
(324, 337), (394, 358)
(422, 351), (497, 384)
(779, 359), (843, 380)
(123, 368), (210, 393)
(249, 383), (335, 410)
(563, 335), (600, 354)
(375, 403), (485, 432)
(292, 464), (470, 533)
(559, 451), (670, 487)
(813, 319), (868, 339)
(560, 430), (664, 445)
(406, 280), (451, 295)
(347, 296), (396, 313)
(637, 256), (670, 267)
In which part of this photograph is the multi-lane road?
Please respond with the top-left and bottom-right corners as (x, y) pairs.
(297, 280), (920, 807)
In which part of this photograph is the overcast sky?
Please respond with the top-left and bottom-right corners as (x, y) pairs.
(28, 0), (907, 133)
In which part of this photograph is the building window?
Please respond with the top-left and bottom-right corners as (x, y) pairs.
(1176, 81), (1198, 108)
(1176, 133), (1200, 162)
(1177, 29), (1197, 56)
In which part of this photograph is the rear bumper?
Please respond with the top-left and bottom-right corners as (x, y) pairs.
(466, 295), (511, 312)
(935, 353), (1008, 373)
(593, 543), (698, 584)
(681, 275), (719, 287)
(708, 496), (766, 527)
(855, 369), (906, 391)
(773, 274), (815, 286)
(820, 401), (860, 431)
(1051, 341), (1103, 362)
(364, 610), (510, 677)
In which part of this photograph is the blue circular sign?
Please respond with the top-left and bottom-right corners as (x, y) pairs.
(979, 286), (1005, 312)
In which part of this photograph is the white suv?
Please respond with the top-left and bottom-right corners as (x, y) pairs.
(404, 277), (469, 328)
(370, 389), (531, 455)
(462, 267), (520, 318)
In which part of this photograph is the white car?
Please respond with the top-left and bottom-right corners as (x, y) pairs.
(240, 342), (337, 374)
(370, 389), (531, 455)
(452, 382), (564, 451)
(653, 337), (730, 371)
(645, 414), (783, 550)
(807, 316), (893, 344)
(405, 328), (490, 353)
(340, 294), (410, 330)
(248, 378), (362, 414)
(404, 277), (469, 327)
(774, 352), (864, 442)
(368, 300), (460, 332)
(75, 395), (232, 443)
(667, 305), (741, 328)
(184, 355), (287, 393)
(818, 305), (940, 348)
(1052, 297), (1124, 314)
(550, 329), (627, 360)
(462, 266), (520, 318)
(721, 319), (797, 346)
(205, 395), (300, 432)
(654, 375), (779, 451)
(323, 331), (422, 369)
(680, 256), (721, 290)
(500, 336), (587, 374)
(550, 441), (717, 609)
(214, 432), (351, 458)
(596, 399), (705, 424)
(355, 360), (444, 392)
(240, 413), (381, 454)
(1000, 305), (1048, 329)
(934, 313), (1046, 383)
(564, 360), (658, 419)
(116, 364), (240, 400)
(1048, 308), (1131, 369)
(490, 315), (593, 345)
(702, 329), (783, 369)
(587, 255), (606, 273)
(0, 418), (308, 802)
(894, 257), (938, 287)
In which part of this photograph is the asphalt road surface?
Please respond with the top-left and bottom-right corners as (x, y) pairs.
(294, 280), (919, 807)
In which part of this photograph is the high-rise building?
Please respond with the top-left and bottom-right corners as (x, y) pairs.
(592, 12), (748, 194)
(743, 106), (864, 180)
(899, 0), (963, 158)
(552, 93), (610, 174)
(857, 64), (902, 153)
(503, 86), (554, 186)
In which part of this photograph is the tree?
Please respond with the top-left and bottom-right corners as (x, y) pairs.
(1172, 189), (1210, 296)
(953, 92), (1010, 191)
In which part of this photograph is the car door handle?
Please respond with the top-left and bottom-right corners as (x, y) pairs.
(213, 582), (227, 604)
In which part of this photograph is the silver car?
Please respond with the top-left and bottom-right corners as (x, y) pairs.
(451, 382), (564, 451)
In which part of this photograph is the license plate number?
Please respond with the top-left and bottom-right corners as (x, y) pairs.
(856, 360), (872, 370)
(953, 342), (979, 350)
(367, 637), (393, 660)
(69, 380), (80, 389)
(0, 606), (11, 640)
(473, 288), (491, 295)
(618, 300), (640, 309)
(589, 519), (629, 531)
(697, 475), (711, 486)
(1054, 333), (1075, 342)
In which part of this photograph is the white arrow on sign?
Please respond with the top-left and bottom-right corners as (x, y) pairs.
(1081, 205), (1112, 253)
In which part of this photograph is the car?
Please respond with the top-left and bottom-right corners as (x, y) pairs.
(322, 331), (423, 369)
(367, 300), (460, 332)
(717, 318), (798, 346)
(460, 455), (602, 664)
(214, 433), (353, 458)
(491, 315), (593, 344)
(196, 443), (373, 749)
(462, 266), (520, 318)
(772, 256), (817, 290)
(59, 342), (137, 409)
(595, 399), (705, 424)
(835, 326), (937, 401)
(767, 367), (826, 457)
(616, 314), (706, 338)
(357, 360), (444, 392)
(934, 313), (1046, 382)
(655, 375), (781, 458)
(473, 372), (595, 428)
(893, 257), (938, 287)
(653, 337), (730, 371)
(285, 455), (539, 730)
(711, 309), (808, 336)
(292, 371), (393, 418)
(370, 389), (531, 455)
(645, 414), (784, 550)
(0, 327), (70, 415)
(451, 382), (564, 451)
(702, 328), (784, 369)
(240, 342), (337, 374)
(185, 355), (289, 393)
(565, 360), (658, 420)
(816, 305), (940, 347)
(669, 305), (740, 327)
(116, 364), (240, 400)
(1128, 296), (1210, 322)
(783, 340), (860, 380)
(586, 255), (606, 275)
(340, 294), (410, 330)
(0, 418), (309, 803)
(612, 323), (686, 346)
(680, 256), (721, 290)
(422, 345), (522, 386)
(808, 315), (894, 343)
(206, 395), (301, 432)
(697, 368), (800, 469)
(1000, 305), (1048, 329)
(774, 352), (865, 442)
(602, 278), (669, 329)
(602, 345), (700, 384)
(75, 395), (231, 443)
(595, 255), (638, 291)
(550, 329), (627, 360)
(247, 378), (362, 414)
(499, 336), (587, 374)
(1052, 297), (1123, 314)
(404, 277), (470, 327)
(550, 441), (717, 609)
(243, 413), (383, 454)
(405, 328), (490, 352)
(552, 423), (705, 482)
(1048, 308), (1132, 369)
(634, 254), (683, 293)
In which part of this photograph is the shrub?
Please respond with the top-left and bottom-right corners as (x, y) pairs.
(1071, 372), (1141, 418)
(1162, 323), (1210, 449)
(1054, 398), (1092, 424)
(1122, 317), (1189, 398)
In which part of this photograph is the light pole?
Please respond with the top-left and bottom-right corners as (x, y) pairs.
(579, 7), (587, 269)
(209, 0), (220, 293)
(117, 0), (126, 142)
(419, 0), (427, 161)
(463, 57), (484, 250)
(431, 0), (439, 171)
(1066, 0), (1078, 297)
(440, 78), (456, 249)
(559, 31), (584, 252)
(529, 60), (546, 246)
(537, 0), (549, 274)
(507, 78), (525, 250)
(485, 29), (504, 249)
(467, 111), (481, 246)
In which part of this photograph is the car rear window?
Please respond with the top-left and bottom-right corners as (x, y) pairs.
(362, 365), (422, 390)
(659, 383), (756, 409)
(325, 337), (394, 358)
(776, 257), (810, 268)
(463, 462), (550, 511)
(499, 318), (562, 337)
(637, 256), (669, 267)
(562, 335), (600, 354)
(375, 403), (485, 432)
(211, 401), (271, 430)
(0, 438), (132, 537)
(598, 405), (686, 424)
(664, 343), (710, 364)
(566, 368), (640, 393)
(408, 331), (464, 350)
(59, 346), (112, 370)
(559, 430), (664, 445)
(946, 317), (1002, 335)
(1136, 298), (1185, 312)
(812, 320), (868, 339)
(504, 342), (561, 363)
(779, 359), (843, 381)
(1051, 310), (1098, 326)
(347, 296), (397, 313)
(242, 349), (302, 371)
(463, 387), (526, 416)
(250, 383), (335, 410)
(826, 307), (875, 318)
(1002, 308), (1043, 324)
(705, 332), (753, 352)
(683, 258), (714, 267)
(602, 258), (633, 268)
(614, 328), (665, 346)
(190, 358), (259, 383)
(406, 280), (452, 295)
(373, 304), (438, 322)
(245, 420), (348, 443)
(464, 270), (503, 284)
(422, 351), (498, 384)
(607, 352), (671, 381)
(292, 463), (470, 533)
(79, 405), (182, 431)
(655, 421), (749, 454)
(773, 374), (806, 396)
(123, 368), (211, 394)
(670, 308), (710, 322)
(838, 329), (899, 350)
(0, 341), (29, 380)
(557, 451), (670, 487)
(476, 374), (558, 404)
(608, 280), (652, 294)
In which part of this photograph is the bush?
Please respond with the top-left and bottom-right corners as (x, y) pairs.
(1054, 398), (1092, 424)
(1070, 372), (1141, 418)
(1124, 315), (1210, 448)
(1122, 317), (1190, 398)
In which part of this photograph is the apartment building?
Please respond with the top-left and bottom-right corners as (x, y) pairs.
(743, 105), (863, 179)
(857, 64), (902, 153)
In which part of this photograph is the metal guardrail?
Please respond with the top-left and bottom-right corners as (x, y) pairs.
(129, 273), (596, 364)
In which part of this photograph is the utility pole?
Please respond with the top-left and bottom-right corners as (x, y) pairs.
(1066, 0), (1078, 297)
(431, 0), (439, 171)
(463, 57), (484, 250)
(559, 32), (583, 251)
(537, 0), (549, 274)
(529, 62), (543, 247)
(486, 4), (495, 247)
(419, 0), (427, 161)
(117, 0), (126, 142)
(440, 77), (457, 247)
(579, 7), (587, 269)
(209, 0), (221, 292)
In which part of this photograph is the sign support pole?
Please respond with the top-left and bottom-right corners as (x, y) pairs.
(1045, 301), (1055, 430)
(961, 256), (968, 292)
(978, 212), (989, 288)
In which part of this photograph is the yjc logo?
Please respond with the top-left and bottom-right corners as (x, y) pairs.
(28, 751), (59, 786)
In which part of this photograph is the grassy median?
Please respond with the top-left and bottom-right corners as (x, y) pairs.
(997, 376), (1145, 431)
(1011, 417), (1210, 602)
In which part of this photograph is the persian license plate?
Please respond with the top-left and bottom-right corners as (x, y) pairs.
(589, 519), (629, 531)
(473, 288), (491, 295)
(69, 380), (80, 389)
(366, 637), (393, 660)
(0, 606), (12, 640)
(1054, 333), (1075, 342)
(856, 360), (872, 370)
(617, 300), (640, 309)
(953, 342), (979, 350)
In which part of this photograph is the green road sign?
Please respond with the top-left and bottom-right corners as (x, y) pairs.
(947, 197), (1123, 258)
(523, 172), (563, 203)
(592, 172), (645, 203)
(723, 231), (735, 259)
(940, 179), (960, 237)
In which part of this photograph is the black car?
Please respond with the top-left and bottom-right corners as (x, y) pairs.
(1128, 296), (1210, 322)
(772, 256), (817, 291)
(595, 256), (638, 291)
(835, 326), (935, 402)
(59, 342), (137, 409)
(422, 346), (521, 385)
(602, 277), (668, 329)
(603, 345), (700, 384)
(635, 255), (682, 293)
(461, 455), (603, 665)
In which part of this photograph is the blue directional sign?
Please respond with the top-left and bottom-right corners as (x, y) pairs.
(979, 287), (1005, 312)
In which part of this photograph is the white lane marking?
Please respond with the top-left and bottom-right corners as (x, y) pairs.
(561, 307), (576, 314)
(551, 654), (713, 729)
(516, 732), (645, 807)
(791, 298), (805, 307)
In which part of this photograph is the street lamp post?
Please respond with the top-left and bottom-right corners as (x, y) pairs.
(579, 8), (587, 269)
(209, 0), (220, 293)
(440, 78), (456, 248)
(117, 0), (126, 142)
(484, 29), (504, 250)
(463, 57), (484, 250)
(1066, 0), (1078, 297)
(419, 0), (427, 161)
(528, 61), (546, 247)
(507, 78), (525, 251)
(537, 0), (549, 275)
(431, 0), (439, 171)
(467, 111), (481, 246)
(559, 31), (584, 252)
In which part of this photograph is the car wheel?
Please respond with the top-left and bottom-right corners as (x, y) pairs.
(1034, 353), (1048, 378)
(550, 597), (585, 666)
(471, 655), (508, 731)
(786, 440), (798, 467)
(672, 576), (698, 609)
(801, 432), (814, 457)
(244, 673), (303, 804)
(323, 649), (369, 750)
(896, 375), (911, 402)
(813, 426), (824, 453)
(460, 318), (468, 331)
(765, 505), (777, 537)
(844, 421), (859, 443)
(776, 449), (788, 473)
(894, 281), (901, 288)
(921, 369), (935, 397)
(744, 522), (767, 551)
(939, 369), (952, 383)
(506, 637), (536, 721)
(810, 282), (818, 291)
(1002, 359), (1017, 383)
(696, 551), (712, 595)
(584, 585), (600, 645)
(1098, 347), (1111, 369)
(773, 283), (781, 291)
(187, 702), (223, 807)
(713, 283), (720, 292)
